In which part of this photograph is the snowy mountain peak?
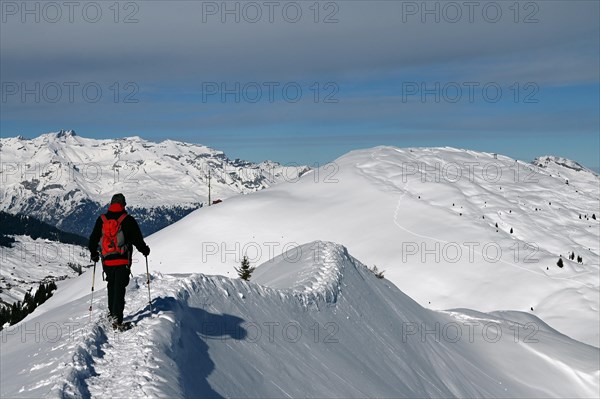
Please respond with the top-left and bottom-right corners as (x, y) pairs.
(35, 129), (78, 141)
(533, 155), (597, 175)
(55, 129), (77, 138)
(1, 132), (309, 235)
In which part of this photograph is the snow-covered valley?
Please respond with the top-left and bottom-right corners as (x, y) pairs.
(0, 236), (89, 306)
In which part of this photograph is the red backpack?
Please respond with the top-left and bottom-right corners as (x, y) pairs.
(100, 214), (128, 259)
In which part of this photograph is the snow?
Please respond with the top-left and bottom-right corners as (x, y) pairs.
(137, 146), (599, 347)
(0, 131), (309, 231)
(1, 242), (598, 398)
(1, 143), (598, 397)
(0, 236), (90, 306)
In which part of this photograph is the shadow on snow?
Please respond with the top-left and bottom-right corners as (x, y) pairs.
(128, 296), (247, 399)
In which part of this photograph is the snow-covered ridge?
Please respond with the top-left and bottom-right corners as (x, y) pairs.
(0, 130), (309, 235)
(140, 145), (600, 347)
(252, 241), (347, 304)
(1, 242), (598, 398)
(533, 155), (598, 174)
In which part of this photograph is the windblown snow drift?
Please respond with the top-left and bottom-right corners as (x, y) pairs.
(1, 242), (598, 398)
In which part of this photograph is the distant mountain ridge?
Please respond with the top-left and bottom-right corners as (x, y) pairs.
(533, 155), (599, 175)
(0, 211), (87, 248)
(0, 130), (309, 236)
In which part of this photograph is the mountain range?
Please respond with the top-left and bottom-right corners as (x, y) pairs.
(0, 130), (309, 236)
(1, 134), (598, 397)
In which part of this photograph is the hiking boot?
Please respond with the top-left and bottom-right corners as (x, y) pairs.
(112, 321), (132, 332)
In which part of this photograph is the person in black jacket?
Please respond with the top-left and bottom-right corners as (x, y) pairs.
(88, 193), (150, 329)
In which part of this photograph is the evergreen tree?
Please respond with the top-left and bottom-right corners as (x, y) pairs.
(10, 302), (22, 324)
(557, 258), (564, 268)
(67, 262), (83, 275)
(510, 227), (513, 234)
(34, 284), (45, 305)
(24, 292), (34, 311)
(235, 256), (256, 281)
(369, 265), (385, 279)
(0, 306), (8, 328)
(0, 281), (58, 331)
(0, 212), (87, 247)
(593, 214), (597, 220)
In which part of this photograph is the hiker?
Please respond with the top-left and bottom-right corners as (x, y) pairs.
(88, 193), (150, 329)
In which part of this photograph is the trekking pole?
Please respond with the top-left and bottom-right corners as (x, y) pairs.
(145, 256), (153, 315)
(89, 261), (97, 322)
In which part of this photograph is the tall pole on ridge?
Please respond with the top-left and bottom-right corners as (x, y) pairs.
(208, 168), (212, 206)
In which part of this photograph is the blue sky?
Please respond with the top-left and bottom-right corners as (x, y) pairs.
(1, 1), (598, 169)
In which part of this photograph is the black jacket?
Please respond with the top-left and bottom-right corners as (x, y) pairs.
(88, 206), (148, 265)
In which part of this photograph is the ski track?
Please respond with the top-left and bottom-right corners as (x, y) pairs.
(358, 148), (598, 289)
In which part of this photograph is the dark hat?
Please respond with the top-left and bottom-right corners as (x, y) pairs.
(110, 193), (126, 206)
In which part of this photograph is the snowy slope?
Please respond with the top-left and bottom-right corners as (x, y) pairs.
(534, 155), (599, 176)
(1, 242), (598, 398)
(0, 130), (308, 235)
(0, 236), (90, 307)
(139, 146), (600, 346)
